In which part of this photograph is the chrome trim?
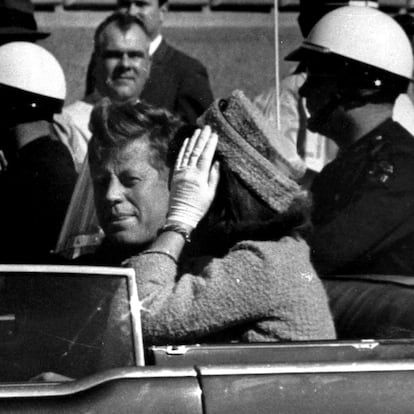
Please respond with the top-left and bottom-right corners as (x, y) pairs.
(151, 339), (381, 353)
(0, 264), (136, 276)
(0, 367), (197, 398)
(325, 273), (414, 287)
(165, 345), (200, 355)
(199, 359), (414, 376)
(3, 359), (414, 398)
(127, 269), (145, 366)
(352, 340), (379, 350)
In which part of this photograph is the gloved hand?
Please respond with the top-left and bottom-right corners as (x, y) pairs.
(166, 126), (220, 230)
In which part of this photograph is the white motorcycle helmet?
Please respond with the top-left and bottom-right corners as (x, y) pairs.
(287, 6), (413, 130)
(288, 6), (413, 84)
(0, 42), (66, 123)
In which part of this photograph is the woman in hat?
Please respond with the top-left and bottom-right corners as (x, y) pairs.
(121, 90), (335, 345)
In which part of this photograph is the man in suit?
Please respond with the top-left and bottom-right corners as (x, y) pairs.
(53, 12), (153, 258)
(86, 0), (214, 125)
(55, 12), (151, 170)
(55, 4), (213, 258)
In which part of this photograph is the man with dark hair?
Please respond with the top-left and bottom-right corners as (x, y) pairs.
(86, 0), (214, 125)
(84, 98), (182, 263)
(53, 13), (152, 258)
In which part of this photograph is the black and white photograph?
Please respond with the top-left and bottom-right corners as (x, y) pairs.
(0, 0), (414, 412)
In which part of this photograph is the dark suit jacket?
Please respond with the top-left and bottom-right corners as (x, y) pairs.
(0, 135), (77, 263)
(85, 39), (213, 124)
(141, 40), (214, 124)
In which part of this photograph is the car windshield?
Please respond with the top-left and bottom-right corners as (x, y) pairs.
(0, 265), (143, 382)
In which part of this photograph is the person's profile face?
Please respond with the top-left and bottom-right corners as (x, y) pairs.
(300, 73), (337, 118)
(91, 138), (170, 248)
(96, 23), (150, 102)
(117, 0), (165, 40)
(299, 61), (342, 134)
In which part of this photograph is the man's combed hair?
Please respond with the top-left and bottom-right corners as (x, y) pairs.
(94, 12), (149, 54)
(89, 98), (183, 175)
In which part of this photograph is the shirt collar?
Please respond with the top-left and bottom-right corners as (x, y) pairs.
(149, 34), (162, 56)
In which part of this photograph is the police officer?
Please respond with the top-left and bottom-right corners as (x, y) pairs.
(287, 6), (414, 276)
(0, 42), (77, 263)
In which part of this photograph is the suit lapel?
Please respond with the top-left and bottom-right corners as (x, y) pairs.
(151, 40), (173, 67)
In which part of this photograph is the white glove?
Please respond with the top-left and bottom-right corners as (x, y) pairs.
(166, 126), (220, 230)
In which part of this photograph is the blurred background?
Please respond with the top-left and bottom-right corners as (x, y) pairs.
(34, 0), (412, 105)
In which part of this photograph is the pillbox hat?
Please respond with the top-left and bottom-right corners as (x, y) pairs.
(198, 90), (306, 213)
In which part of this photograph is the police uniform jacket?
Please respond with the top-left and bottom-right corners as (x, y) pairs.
(311, 119), (414, 276)
(0, 134), (77, 263)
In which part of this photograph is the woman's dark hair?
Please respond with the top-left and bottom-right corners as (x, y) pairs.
(168, 125), (312, 257)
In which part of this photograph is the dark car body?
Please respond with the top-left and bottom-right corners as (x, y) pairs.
(0, 265), (414, 413)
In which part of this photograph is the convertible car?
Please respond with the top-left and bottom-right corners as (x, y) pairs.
(0, 265), (413, 413)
